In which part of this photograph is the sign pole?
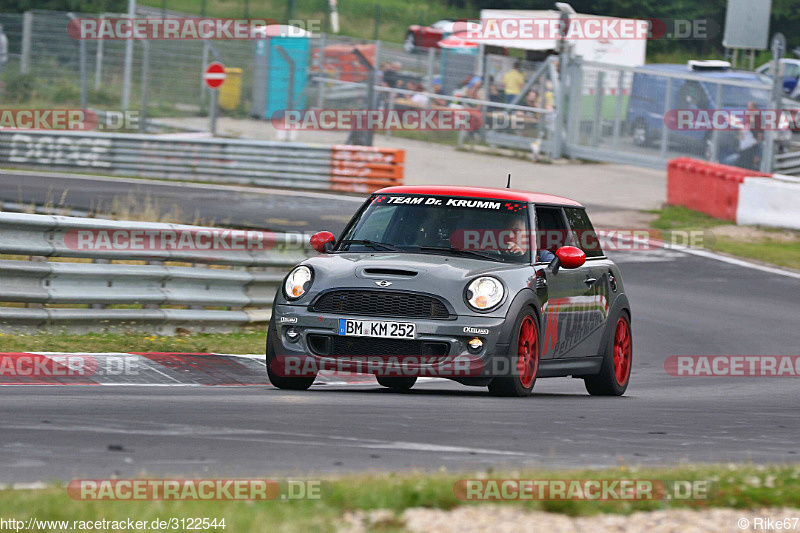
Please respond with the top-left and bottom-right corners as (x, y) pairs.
(210, 87), (218, 136)
(203, 62), (227, 137)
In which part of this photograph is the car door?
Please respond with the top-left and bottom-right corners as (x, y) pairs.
(534, 206), (594, 360)
(563, 207), (611, 358)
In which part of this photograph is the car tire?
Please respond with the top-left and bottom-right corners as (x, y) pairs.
(404, 32), (417, 54)
(632, 119), (649, 147)
(487, 309), (539, 397)
(377, 376), (417, 390)
(266, 321), (316, 391)
(584, 311), (632, 396)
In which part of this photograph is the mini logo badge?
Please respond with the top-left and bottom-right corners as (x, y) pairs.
(279, 316), (298, 323)
(375, 280), (393, 287)
(463, 327), (490, 335)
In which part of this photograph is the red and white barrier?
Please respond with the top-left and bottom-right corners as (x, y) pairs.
(736, 175), (800, 230)
(667, 158), (800, 230)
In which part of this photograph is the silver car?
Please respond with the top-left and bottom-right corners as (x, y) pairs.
(267, 186), (632, 397)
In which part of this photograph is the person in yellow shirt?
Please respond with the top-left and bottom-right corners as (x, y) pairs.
(502, 61), (525, 104)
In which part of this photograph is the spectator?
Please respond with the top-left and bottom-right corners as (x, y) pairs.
(383, 62), (401, 88)
(502, 61), (525, 104)
(488, 75), (504, 103)
(738, 101), (762, 170)
(410, 83), (430, 106)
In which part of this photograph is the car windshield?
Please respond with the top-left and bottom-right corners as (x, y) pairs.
(337, 194), (532, 263)
(718, 85), (770, 108)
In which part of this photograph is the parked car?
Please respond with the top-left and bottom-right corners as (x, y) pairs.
(267, 186), (633, 397)
(627, 61), (791, 164)
(404, 20), (455, 53)
(755, 58), (800, 99)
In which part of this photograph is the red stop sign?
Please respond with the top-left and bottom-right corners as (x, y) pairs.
(204, 62), (227, 89)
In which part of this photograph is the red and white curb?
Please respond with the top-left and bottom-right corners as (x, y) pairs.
(0, 352), (408, 387)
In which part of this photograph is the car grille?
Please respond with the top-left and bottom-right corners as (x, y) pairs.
(311, 290), (451, 319)
(307, 334), (450, 360)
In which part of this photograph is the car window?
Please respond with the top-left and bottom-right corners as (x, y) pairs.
(534, 206), (570, 260)
(564, 207), (604, 258)
(676, 81), (709, 109)
(785, 64), (800, 78)
(339, 195), (532, 263)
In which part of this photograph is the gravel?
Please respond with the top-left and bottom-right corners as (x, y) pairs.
(343, 506), (800, 533)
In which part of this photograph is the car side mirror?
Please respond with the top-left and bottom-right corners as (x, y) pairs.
(310, 231), (335, 254)
(549, 246), (586, 274)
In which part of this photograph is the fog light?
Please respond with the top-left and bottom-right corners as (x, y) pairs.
(286, 327), (300, 342)
(468, 337), (484, 353)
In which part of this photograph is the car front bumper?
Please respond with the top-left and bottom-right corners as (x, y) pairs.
(270, 304), (513, 381)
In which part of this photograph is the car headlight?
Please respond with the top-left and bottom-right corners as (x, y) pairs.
(466, 276), (504, 311)
(284, 266), (313, 300)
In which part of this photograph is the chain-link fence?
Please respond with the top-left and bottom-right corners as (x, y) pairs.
(5, 9), (796, 173)
(564, 58), (793, 172)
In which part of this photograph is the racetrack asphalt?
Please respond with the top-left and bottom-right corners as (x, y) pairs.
(0, 245), (798, 482)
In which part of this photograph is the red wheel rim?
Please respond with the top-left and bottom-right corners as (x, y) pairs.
(613, 318), (632, 386)
(517, 316), (538, 388)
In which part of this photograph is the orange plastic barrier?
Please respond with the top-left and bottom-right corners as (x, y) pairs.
(330, 145), (405, 193)
(666, 158), (770, 221)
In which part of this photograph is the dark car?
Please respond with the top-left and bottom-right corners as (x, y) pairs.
(267, 186), (632, 397)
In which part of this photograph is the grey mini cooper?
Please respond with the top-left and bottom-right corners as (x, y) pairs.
(267, 185), (632, 397)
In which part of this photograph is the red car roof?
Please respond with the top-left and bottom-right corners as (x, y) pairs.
(375, 186), (583, 207)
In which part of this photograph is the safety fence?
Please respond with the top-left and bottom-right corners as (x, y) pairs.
(0, 212), (314, 334)
(0, 131), (404, 192)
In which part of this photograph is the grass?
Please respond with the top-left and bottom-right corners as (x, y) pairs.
(1, 464), (800, 530)
(648, 205), (800, 270)
(0, 331), (265, 354)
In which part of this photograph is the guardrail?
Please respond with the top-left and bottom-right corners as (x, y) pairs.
(0, 212), (314, 334)
(0, 131), (404, 193)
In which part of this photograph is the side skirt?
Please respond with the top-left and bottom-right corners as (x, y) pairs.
(538, 357), (603, 378)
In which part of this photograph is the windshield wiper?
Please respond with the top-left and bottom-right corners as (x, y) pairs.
(338, 239), (400, 251)
(416, 246), (507, 262)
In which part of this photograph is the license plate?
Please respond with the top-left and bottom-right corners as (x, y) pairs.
(338, 319), (416, 339)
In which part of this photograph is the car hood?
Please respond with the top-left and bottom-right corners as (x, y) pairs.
(302, 252), (527, 283)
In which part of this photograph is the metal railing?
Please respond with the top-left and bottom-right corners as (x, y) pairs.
(0, 212), (313, 334)
(0, 131), (404, 192)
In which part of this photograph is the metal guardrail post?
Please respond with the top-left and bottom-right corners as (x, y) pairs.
(347, 47), (377, 146)
(611, 71), (625, 149)
(709, 83), (723, 162)
(79, 35), (88, 111)
(591, 71), (605, 147)
(659, 78), (673, 160)
(316, 32), (327, 108)
(20, 11), (31, 74)
(94, 15), (106, 91)
(274, 45), (296, 111)
(139, 40), (150, 132)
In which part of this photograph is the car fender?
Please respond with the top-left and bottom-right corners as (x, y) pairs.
(496, 288), (542, 349)
(597, 292), (631, 356)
